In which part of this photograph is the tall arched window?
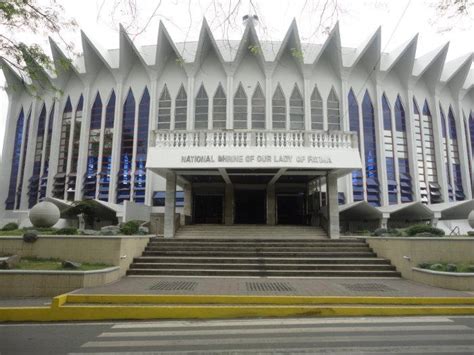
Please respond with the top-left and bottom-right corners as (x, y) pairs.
(251, 83), (265, 129)
(157, 85), (171, 130)
(310, 86), (323, 130)
(5, 109), (24, 210)
(413, 98), (427, 202)
(327, 88), (340, 130)
(117, 89), (135, 204)
(53, 97), (72, 199)
(421, 100), (441, 203)
(174, 85), (187, 130)
(98, 91), (115, 201)
(16, 108), (31, 209)
(233, 83), (247, 129)
(362, 91), (380, 206)
(213, 84), (227, 129)
(39, 103), (55, 201)
(290, 84), (304, 130)
(348, 89), (363, 202)
(394, 96), (412, 203)
(83, 93), (102, 200)
(382, 94), (397, 204)
(439, 104), (453, 201)
(134, 87), (150, 203)
(464, 112), (472, 188)
(67, 95), (84, 201)
(272, 84), (286, 129)
(448, 106), (464, 201)
(28, 104), (47, 208)
(469, 111), (474, 184)
(195, 85), (208, 129)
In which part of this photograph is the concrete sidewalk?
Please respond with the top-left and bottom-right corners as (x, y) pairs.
(70, 276), (474, 297)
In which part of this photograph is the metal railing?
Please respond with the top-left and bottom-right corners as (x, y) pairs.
(153, 130), (359, 149)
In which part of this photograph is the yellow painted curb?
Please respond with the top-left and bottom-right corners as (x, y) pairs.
(1, 294), (474, 322)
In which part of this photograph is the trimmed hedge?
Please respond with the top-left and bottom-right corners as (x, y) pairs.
(405, 224), (445, 237)
(1, 222), (19, 231)
(120, 220), (141, 235)
(53, 228), (78, 235)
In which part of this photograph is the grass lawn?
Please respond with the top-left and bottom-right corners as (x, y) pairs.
(13, 258), (111, 271)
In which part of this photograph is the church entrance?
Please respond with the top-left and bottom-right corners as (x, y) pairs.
(234, 189), (266, 224)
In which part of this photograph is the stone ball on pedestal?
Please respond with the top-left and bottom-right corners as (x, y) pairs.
(29, 202), (60, 228)
(468, 210), (474, 229)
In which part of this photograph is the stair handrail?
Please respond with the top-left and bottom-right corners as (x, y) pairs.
(449, 226), (460, 236)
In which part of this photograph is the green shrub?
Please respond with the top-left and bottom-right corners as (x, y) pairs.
(429, 263), (444, 271)
(467, 231), (474, 237)
(1, 222), (18, 231)
(372, 228), (387, 236)
(120, 220), (141, 235)
(418, 262), (431, 269)
(53, 228), (78, 235)
(405, 224), (445, 237)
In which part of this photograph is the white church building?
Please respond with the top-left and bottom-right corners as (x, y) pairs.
(1, 17), (473, 238)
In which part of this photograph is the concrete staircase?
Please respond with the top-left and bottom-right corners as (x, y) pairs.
(128, 227), (400, 278)
(175, 224), (328, 239)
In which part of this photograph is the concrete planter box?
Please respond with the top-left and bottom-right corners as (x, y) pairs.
(361, 236), (474, 290)
(0, 235), (150, 277)
(412, 267), (474, 291)
(0, 267), (120, 297)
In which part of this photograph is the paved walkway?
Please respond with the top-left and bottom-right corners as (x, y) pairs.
(70, 276), (474, 297)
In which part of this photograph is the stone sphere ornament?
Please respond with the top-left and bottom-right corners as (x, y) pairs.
(468, 210), (474, 229)
(29, 202), (60, 228)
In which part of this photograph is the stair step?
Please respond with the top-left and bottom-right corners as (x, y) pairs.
(133, 257), (392, 265)
(129, 263), (397, 271)
(145, 247), (372, 252)
(127, 268), (401, 277)
(142, 251), (376, 257)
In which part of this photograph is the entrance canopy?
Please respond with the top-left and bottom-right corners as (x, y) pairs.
(339, 201), (383, 221)
(427, 200), (474, 220)
(378, 201), (433, 222)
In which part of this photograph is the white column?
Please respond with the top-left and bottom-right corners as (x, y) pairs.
(226, 75), (233, 129)
(265, 76), (272, 129)
(109, 82), (124, 203)
(145, 79), (158, 206)
(187, 76), (195, 130)
(46, 92), (63, 197)
(75, 86), (91, 201)
(341, 77), (353, 203)
(326, 174), (340, 239)
(303, 78), (311, 131)
(164, 170), (177, 238)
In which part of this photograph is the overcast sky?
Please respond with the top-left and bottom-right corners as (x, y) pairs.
(1, 0), (473, 159)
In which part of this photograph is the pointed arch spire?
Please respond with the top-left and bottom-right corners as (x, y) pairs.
(193, 18), (227, 75)
(380, 34), (418, 85)
(81, 30), (114, 79)
(311, 22), (343, 73)
(441, 53), (473, 93)
(155, 21), (185, 77)
(119, 24), (150, 78)
(231, 19), (266, 74)
(272, 19), (304, 77)
(345, 27), (381, 73)
(48, 37), (81, 85)
(413, 42), (449, 89)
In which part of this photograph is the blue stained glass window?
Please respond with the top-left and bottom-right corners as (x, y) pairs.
(395, 96), (412, 202)
(5, 109), (25, 210)
(83, 93), (103, 199)
(362, 91), (380, 206)
(448, 107), (464, 200)
(16, 109), (32, 209)
(134, 87), (150, 203)
(28, 104), (47, 208)
(99, 91), (115, 201)
(53, 97), (72, 198)
(348, 89), (363, 202)
(395, 95), (406, 132)
(470, 112), (474, 156)
(66, 95), (84, 201)
(117, 89), (135, 203)
(448, 106), (457, 140)
(39, 103), (55, 200)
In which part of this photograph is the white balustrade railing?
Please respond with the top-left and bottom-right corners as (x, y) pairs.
(153, 130), (358, 149)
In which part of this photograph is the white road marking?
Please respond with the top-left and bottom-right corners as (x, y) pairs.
(98, 324), (470, 338)
(82, 333), (474, 348)
(111, 316), (454, 329)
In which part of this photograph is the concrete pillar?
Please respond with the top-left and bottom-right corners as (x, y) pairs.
(326, 174), (340, 239)
(164, 171), (176, 238)
(183, 183), (192, 225)
(266, 184), (276, 225)
(224, 184), (234, 225)
(379, 217), (388, 229)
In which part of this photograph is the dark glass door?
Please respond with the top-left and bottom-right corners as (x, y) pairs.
(277, 193), (306, 225)
(193, 195), (223, 224)
(234, 189), (266, 224)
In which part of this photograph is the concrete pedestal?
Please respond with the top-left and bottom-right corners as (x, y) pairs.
(164, 171), (177, 238)
(183, 183), (192, 225)
(327, 176), (340, 239)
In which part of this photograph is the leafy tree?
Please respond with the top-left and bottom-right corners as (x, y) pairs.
(0, 0), (76, 94)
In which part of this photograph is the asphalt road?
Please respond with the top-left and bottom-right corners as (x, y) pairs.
(1, 316), (474, 354)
